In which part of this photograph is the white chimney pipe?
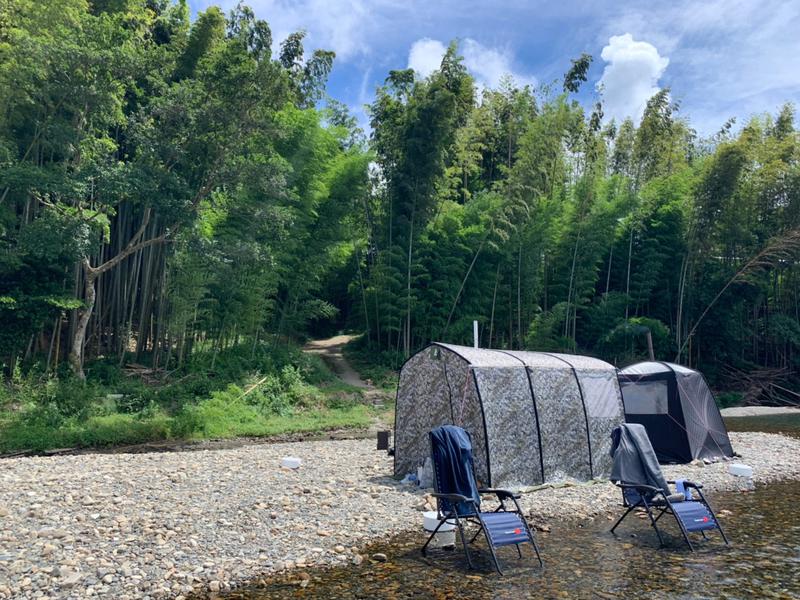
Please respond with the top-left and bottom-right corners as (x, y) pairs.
(473, 320), (479, 348)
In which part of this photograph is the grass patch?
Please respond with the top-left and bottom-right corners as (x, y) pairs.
(183, 396), (376, 439)
(0, 341), (384, 454)
(0, 411), (174, 452)
(716, 391), (744, 408)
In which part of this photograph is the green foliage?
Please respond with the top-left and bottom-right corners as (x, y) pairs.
(715, 391), (743, 409)
(0, 339), (384, 452)
(343, 335), (399, 388)
(359, 42), (800, 403)
(601, 317), (673, 364)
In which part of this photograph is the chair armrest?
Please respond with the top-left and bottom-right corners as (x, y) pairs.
(616, 482), (663, 493)
(431, 492), (473, 504)
(666, 479), (703, 489)
(478, 488), (520, 500)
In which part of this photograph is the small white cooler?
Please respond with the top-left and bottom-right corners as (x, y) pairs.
(423, 511), (456, 547)
(729, 463), (754, 491)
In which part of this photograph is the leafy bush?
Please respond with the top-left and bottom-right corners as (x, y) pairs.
(342, 336), (399, 389)
(715, 391), (743, 408)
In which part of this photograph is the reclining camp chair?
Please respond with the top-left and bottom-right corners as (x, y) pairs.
(609, 423), (729, 551)
(421, 425), (543, 574)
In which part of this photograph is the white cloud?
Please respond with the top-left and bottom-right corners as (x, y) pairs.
(407, 37), (537, 90)
(224, 0), (379, 61)
(408, 38), (448, 78)
(598, 0), (800, 133)
(597, 33), (669, 124)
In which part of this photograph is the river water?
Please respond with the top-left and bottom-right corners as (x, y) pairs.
(225, 415), (800, 600)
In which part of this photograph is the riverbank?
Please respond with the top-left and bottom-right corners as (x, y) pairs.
(720, 406), (800, 417)
(1, 431), (799, 599)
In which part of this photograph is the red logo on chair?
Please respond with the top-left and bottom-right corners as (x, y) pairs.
(703, 517), (709, 522)
(514, 528), (521, 534)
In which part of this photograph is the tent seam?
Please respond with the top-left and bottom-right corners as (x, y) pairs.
(470, 367), (493, 487)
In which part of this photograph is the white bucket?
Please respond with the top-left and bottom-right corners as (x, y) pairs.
(281, 456), (302, 469)
(423, 511), (456, 547)
(729, 463), (753, 478)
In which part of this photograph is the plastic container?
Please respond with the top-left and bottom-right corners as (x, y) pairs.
(281, 456), (302, 469)
(423, 511), (455, 547)
(417, 458), (434, 489)
(729, 463), (753, 478)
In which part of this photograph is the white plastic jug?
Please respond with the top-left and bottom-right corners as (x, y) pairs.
(281, 456), (302, 469)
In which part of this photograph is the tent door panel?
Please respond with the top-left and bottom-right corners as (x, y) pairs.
(473, 367), (542, 488)
(619, 373), (693, 463)
(676, 372), (734, 460)
(529, 367), (592, 481)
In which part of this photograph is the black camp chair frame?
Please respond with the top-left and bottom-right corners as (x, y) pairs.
(610, 480), (729, 551)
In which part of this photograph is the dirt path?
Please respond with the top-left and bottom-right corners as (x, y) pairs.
(303, 335), (392, 417)
(303, 334), (371, 388)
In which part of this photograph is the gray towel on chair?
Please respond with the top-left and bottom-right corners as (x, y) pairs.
(609, 423), (670, 493)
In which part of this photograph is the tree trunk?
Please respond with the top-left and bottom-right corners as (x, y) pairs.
(405, 201), (416, 358)
(69, 259), (96, 380)
(443, 234), (488, 338)
(624, 224), (634, 319)
(489, 263), (500, 348)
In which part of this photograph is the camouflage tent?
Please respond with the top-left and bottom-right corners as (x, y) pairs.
(394, 343), (625, 488)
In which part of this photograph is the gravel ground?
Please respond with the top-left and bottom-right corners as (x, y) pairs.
(1, 431), (798, 600)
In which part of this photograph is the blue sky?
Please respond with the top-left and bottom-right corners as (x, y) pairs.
(189, 0), (800, 135)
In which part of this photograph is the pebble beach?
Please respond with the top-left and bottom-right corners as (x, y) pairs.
(1, 430), (799, 600)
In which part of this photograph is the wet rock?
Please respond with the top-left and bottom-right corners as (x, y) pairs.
(371, 553), (387, 562)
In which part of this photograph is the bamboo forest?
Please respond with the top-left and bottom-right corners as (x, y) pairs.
(1, 0), (799, 452)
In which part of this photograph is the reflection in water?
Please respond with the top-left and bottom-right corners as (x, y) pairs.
(225, 479), (800, 599)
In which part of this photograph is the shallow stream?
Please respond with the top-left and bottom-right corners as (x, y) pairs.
(222, 416), (800, 599)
